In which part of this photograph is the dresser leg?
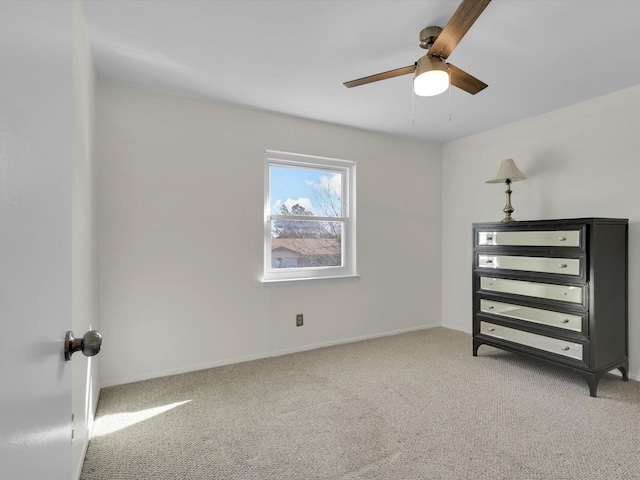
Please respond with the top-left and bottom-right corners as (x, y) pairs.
(618, 366), (629, 382)
(578, 372), (600, 397)
(580, 366), (628, 397)
(472, 339), (482, 357)
(587, 380), (599, 398)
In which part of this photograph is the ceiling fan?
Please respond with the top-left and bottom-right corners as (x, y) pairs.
(344, 0), (491, 97)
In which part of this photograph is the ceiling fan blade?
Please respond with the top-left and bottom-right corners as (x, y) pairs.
(343, 64), (416, 88)
(448, 63), (487, 95)
(428, 0), (491, 59)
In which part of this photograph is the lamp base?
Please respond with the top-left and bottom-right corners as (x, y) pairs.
(501, 180), (516, 222)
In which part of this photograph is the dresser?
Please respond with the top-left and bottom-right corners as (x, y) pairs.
(472, 218), (628, 396)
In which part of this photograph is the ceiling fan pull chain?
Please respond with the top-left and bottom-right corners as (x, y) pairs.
(448, 77), (453, 121)
(411, 80), (415, 127)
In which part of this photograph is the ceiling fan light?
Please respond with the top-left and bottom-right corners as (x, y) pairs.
(414, 55), (449, 97)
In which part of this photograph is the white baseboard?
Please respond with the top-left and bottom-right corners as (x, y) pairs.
(101, 323), (440, 388)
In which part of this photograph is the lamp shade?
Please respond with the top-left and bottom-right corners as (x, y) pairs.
(486, 159), (526, 183)
(414, 55), (449, 97)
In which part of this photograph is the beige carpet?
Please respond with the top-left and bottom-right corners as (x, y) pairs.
(81, 327), (640, 479)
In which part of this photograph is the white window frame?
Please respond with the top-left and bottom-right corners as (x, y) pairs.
(263, 150), (356, 283)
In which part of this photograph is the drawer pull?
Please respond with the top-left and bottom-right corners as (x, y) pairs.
(486, 235), (493, 241)
(561, 346), (570, 351)
(558, 263), (568, 268)
(485, 259), (493, 264)
(487, 327), (495, 332)
(559, 236), (567, 241)
(487, 305), (495, 310)
(560, 318), (570, 324)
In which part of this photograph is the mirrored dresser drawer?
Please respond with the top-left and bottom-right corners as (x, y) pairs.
(479, 276), (583, 304)
(480, 299), (583, 333)
(477, 229), (582, 248)
(480, 321), (584, 361)
(477, 254), (581, 276)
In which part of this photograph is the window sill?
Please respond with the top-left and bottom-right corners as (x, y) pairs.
(261, 274), (360, 286)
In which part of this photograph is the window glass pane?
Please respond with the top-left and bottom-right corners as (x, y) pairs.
(270, 165), (342, 217)
(271, 220), (342, 269)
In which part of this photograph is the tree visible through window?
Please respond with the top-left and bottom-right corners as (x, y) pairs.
(264, 151), (356, 282)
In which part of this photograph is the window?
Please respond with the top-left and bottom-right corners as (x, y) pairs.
(263, 150), (356, 282)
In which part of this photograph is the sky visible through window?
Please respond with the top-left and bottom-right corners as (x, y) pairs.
(270, 165), (341, 216)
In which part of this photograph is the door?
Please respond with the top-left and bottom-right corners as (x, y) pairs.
(1, 2), (79, 478)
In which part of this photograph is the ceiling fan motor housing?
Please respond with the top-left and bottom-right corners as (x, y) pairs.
(419, 26), (443, 50)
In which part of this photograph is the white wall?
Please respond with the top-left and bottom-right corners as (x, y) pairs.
(72, 0), (99, 477)
(441, 84), (640, 380)
(97, 80), (442, 387)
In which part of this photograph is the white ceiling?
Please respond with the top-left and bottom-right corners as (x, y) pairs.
(83, 0), (640, 144)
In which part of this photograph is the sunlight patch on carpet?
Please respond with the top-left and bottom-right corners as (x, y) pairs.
(92, 400), (192, 437)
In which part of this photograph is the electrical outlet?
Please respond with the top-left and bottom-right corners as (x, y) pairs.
(296, 314), (303, 326)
